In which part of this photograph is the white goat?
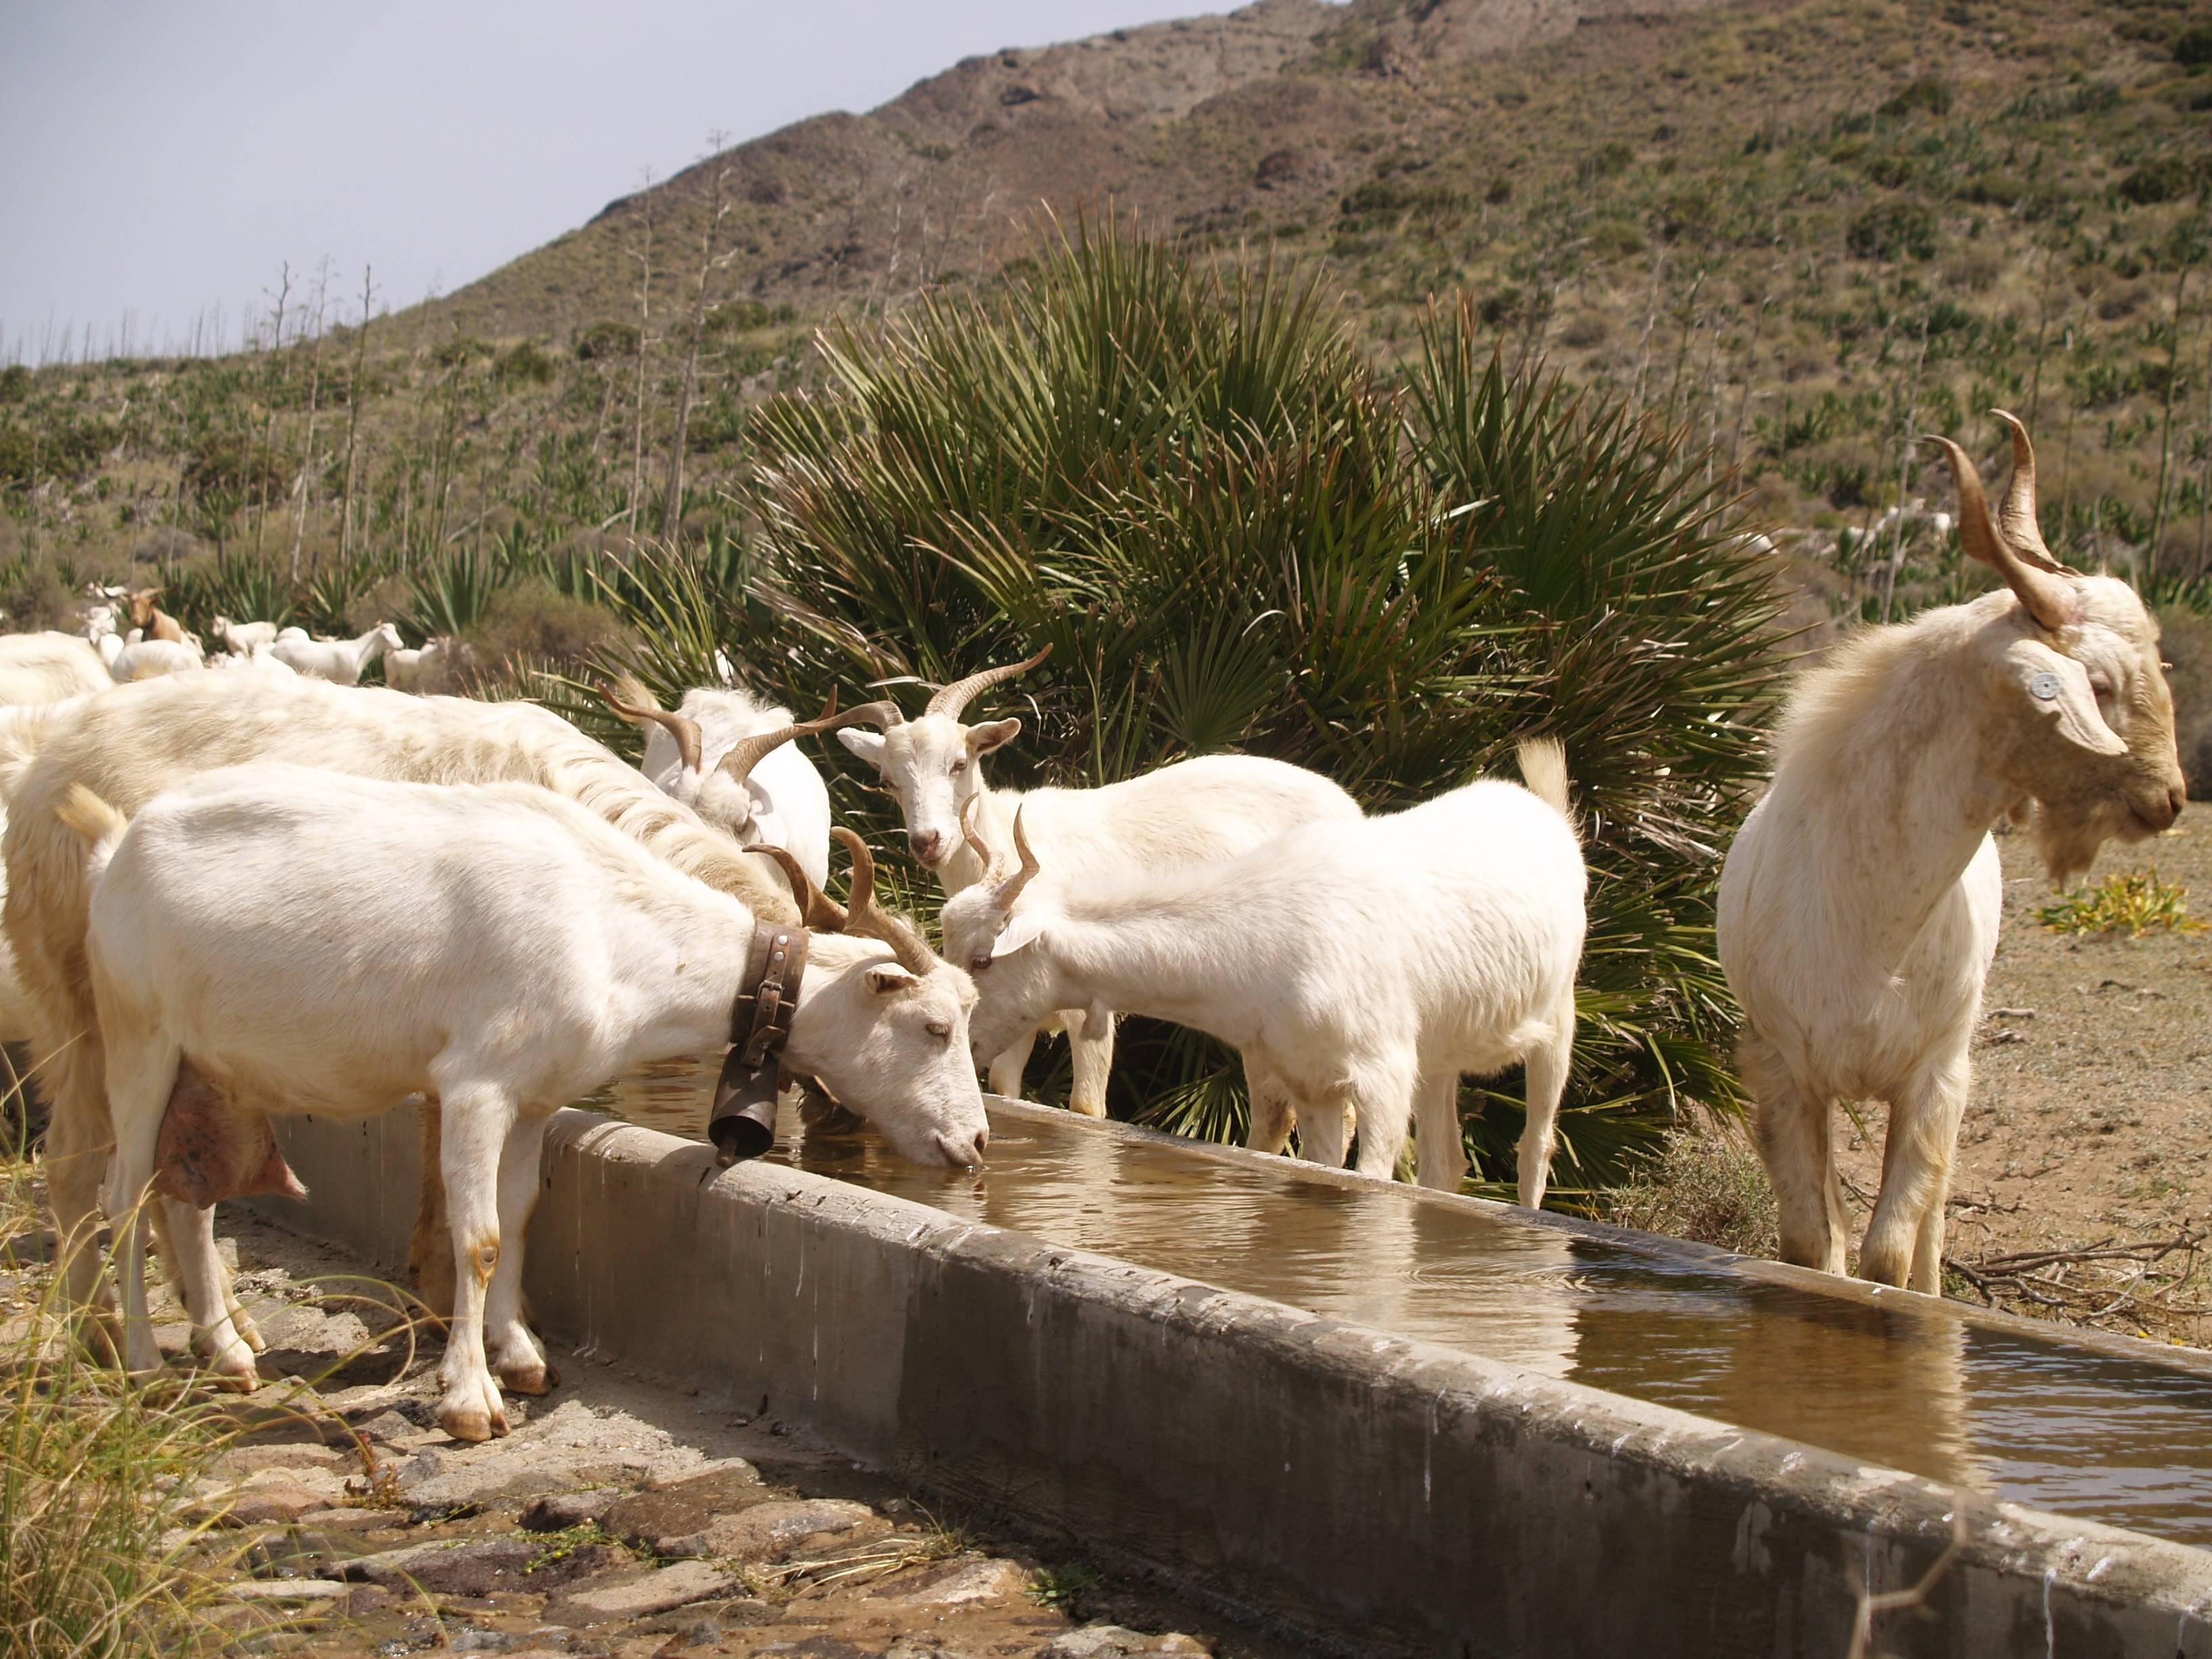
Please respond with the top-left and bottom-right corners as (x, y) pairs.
(269, 623), (402, 684)
(942, 741), (1584, 1202)
(0, 632), (117, 705)
(385, 637), (455, 693)
(212, 616), (279, 653)
(65, 771), (985, 1440)
(602, 674), (853, 889)
(4, 670), (808, 1374)
(838, 648), (1362, 1114)
(1717, 412), (2185, 1292)
(107, 638), (205, 682)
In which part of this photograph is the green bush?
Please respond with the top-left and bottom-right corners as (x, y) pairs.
(2174, 24), (2212, 68)
(466, 575), (626, 677)
(1877, 74), (1952, 119)
(1847, 200), (1939, 260)
(575, 321), (640, 362)
(607, 223), (1787, 1189)
(495, 341), (559, 386)
(0, 365), (30, 405)
(2118, 155), (2194, 206)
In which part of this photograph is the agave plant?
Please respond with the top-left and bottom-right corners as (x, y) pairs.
(598, 221), (1792, 1195)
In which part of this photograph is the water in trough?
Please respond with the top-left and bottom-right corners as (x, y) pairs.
(585, 1054), (2212, 1548)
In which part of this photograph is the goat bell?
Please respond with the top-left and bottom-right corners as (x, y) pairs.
(708, 1050), (780, 1167)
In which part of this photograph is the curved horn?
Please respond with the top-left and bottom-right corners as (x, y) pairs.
(1921, 435), (2080, 633)
(752, 844), (848, 932)
(958, 794), (1000, 878)
(713, 691), (873, 788)
(1989, 409), (2070, 573)
(598, 679), (703, 775)
(830, 826), (938, 977)
(993, 803), (1043, 912)
(839, 699), (906, 730)
(925, 643), (1052, 720)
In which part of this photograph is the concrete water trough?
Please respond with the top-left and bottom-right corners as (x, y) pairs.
(256, 1078), (2212, 1658)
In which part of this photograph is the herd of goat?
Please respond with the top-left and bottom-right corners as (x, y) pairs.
(0, 412), (2186, 1444)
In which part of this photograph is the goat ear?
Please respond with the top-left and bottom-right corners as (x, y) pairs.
(989, 910), (1047, 960)
(967, 717), (1020, 755)
(837, 727), (888, 768)
(2007, 641), (2126, 757)
(865, 964), (920, 996)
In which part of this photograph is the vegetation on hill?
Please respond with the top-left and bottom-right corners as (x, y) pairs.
(2, 0), (2210, 1186)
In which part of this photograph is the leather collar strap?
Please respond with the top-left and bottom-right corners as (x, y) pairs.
(708, 922), (809, 1167)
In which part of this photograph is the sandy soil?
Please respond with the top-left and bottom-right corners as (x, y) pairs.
(1834, 820), (2212, 1345)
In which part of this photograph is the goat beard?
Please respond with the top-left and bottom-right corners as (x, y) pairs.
(2026, 795), (2144, 891)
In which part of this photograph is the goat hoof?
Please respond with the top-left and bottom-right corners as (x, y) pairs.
(230, 1309), (268, 1354)
(497, 1360), (553, 1397)
(1067, 1099), (1108, 1120)
(438, 1380), (510, 1443)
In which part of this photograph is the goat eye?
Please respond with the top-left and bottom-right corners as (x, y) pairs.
(968, 954), (992, 973)
(925, 1019), (953, 1041)
(949, 757), (968, 775)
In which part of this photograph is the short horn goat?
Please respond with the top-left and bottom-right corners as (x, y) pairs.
(64, 768), (985, 1440)
(940, 740), (1584, 1202)
(837, 645), (1361, 1113)
(1717, 411), (2186, 1292)
(268, 623), (403, 685)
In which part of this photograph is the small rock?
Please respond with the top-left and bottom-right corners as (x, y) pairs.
(641, 1456), (757, 1492)
(600, 1467), (772, 1557)
(291, 1506), (392, 1532)
(1044, 1627), (1210, 1658)
(342, 1536), (539, 1596)
(196, 1472), (335, 1529)
(224, 1578), (350, 1602)
(878, 1557), (1030, 1609)
(520, 1489), (621, 1533)
(551, 1560), (739, 1623)
(695, 1497), (881, 1563)
(222, 1443), (351, 1475)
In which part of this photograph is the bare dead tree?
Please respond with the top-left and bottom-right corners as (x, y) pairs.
(2146, 259), (2194, 580)
(1878, 306), (1933, 626)
(337, 266), (375, 568)
(288, 260), (333, 581)
(1631, 253), (1670, 413)
(663, 138), (734, 539)
(626, 166), (657, 531)
(252, 262), (293, 558)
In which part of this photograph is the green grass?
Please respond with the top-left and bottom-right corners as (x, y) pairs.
(2037, 867), (2207, 936)
(0, 1158), (238, 1659)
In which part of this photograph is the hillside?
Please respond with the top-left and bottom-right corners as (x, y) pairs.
(2, 0), (2208, 617)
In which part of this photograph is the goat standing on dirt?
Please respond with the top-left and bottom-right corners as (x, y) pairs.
(1718, 413), (2186, 1291)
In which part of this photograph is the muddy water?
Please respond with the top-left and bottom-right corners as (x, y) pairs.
(584, 1056), (2212, 1547)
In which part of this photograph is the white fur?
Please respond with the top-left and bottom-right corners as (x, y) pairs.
(107, 638), (205, 682)
(0, 632), (116, 705)
(385, 637), (453, 693)
(79, 764), (988, 1439)
(633, 685), (836, 889)
(840, 708), (1361, 1114)
(1718, 578), (2186, 1291)
(213, 617), (280, 653)
(269, 623), (402, 684)
(941, 744), (1584, 1201)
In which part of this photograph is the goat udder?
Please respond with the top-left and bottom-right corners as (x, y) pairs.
(152, 1062), (307, 1207)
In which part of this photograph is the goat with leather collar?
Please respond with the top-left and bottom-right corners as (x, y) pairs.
(710, 920), (809, 1164)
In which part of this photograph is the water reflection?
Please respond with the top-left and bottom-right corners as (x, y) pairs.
(583, 1056), (2212, 1546)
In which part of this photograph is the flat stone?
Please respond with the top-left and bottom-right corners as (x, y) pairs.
(1043, 1628), (1211, 1658)
(520, 1489), (621, 1534)
(224, 1578), (350, 1602)
(600, 1467), (772, 1557)
(341, 1536), (540, 1596)
(395, 1400), (682, 1509)
(196, 1472), (338, 1528)
(696, 1498), (881, 1563)
(551, 1560), (739, 1623)
(291, 1506), (392, 1532)
(640, 1456), (757, 1492)
(223, 1443), (351, 1475)
(877, 1557), (1032, 1609)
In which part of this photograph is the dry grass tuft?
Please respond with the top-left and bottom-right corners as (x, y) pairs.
(1603, 1125), (1780, 1259)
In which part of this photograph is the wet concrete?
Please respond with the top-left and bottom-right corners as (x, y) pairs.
(592, 1055), (2212, 1549)
(258, 1080), (2212, 1658)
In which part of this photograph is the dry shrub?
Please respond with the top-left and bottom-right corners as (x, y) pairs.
(2156, 605), (2212, 797)
(0, 560), (83, 636)
(464, 577), (628, 680)
(1603, 1124), (1778, 1258)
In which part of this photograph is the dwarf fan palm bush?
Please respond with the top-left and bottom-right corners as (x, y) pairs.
(602, 222), (1791, 1193)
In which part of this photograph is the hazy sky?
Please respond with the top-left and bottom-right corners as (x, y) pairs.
(0, 1), (1246, 361)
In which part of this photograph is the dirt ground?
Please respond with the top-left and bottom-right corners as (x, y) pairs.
(45, 1210), (1319, 1659)
(1832, 819), (2212, 1347)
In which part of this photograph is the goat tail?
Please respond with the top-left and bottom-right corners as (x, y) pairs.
(1515, 737), (1577, 837)
(55, 783), (128, 876)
